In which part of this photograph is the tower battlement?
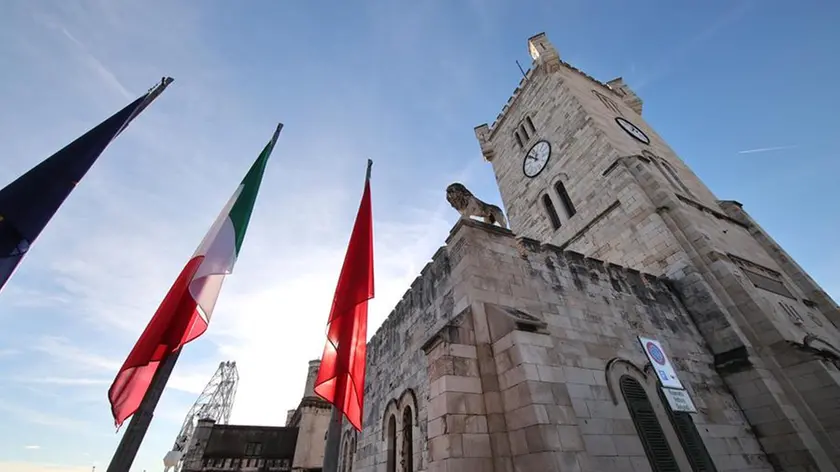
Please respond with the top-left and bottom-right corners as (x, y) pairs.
(474, 32), (641, 161)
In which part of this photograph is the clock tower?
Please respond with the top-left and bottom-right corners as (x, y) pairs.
(475, 33), (840, 468)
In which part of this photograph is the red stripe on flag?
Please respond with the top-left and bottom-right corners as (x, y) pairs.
(108, 255), (208, 427)
(314, 179), (374, 431)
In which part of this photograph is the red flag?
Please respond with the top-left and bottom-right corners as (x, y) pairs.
(314, 162), (374, 431)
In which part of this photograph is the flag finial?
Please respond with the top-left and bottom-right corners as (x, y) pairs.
(365, 159), (373, 181)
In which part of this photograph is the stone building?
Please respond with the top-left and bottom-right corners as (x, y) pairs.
(182, 361), (332, 472)
(181, 419), (297, 471)
(325, 32), (840, 472)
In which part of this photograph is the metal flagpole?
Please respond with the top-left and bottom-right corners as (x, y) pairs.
(322, 407), (344, 472)
(321, 158), (372, 472)
(106, 348), (183, 472)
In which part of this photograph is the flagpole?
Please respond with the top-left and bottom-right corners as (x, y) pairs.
(115, 77), (174, 137)
(322, 407), (343, 472)
(106, 348), (183, 472)
(322, 159), (372, 472)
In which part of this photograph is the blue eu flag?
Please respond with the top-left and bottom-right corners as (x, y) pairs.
(0, 77), (173, 294)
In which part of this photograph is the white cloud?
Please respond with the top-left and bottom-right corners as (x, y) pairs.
(25, 445), (41, 450)
(0, 401), (89, 430)
(0, 347), (20, 357)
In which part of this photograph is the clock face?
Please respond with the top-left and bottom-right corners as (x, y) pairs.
(523, 140), (551, 178)
(616, 117), (650, 145)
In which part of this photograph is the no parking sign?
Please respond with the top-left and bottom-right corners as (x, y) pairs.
(638, 336), (684, 390)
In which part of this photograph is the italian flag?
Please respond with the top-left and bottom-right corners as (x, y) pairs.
(108, 124), (282, 427)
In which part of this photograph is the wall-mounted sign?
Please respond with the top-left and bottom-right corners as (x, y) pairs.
(638, 336), (684, 390)
(661, 387), (697, 413)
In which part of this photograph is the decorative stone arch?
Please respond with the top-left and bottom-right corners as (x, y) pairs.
(381, 398), (400, 440)
(641, 150), (694, 198)
(549, 173), (576, 220)
(397, 388), (419, 423)
(606, 357), (696, 471)
(792, 334), (840, 368)
(605, 357), (649, 404)
(348, 433), (357, 471)
(383, 411), (398, 472)
(397, 389), (419, 472)
(340, 430), (352, 472)
(381, 389), (419, 472)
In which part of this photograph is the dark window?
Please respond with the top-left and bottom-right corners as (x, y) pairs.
(245, 441), (263, 456)
(620, 376), (679, 472)
(232, 458), (241, 468)
(386, 414), (397, 472)
(543, 195), (561, 230)
(779, 302), (804, 325)
(342, 436), (351, 472)
(514, 132), (523, 149)
(349, 436), (356, 471)
(525, 116), (536, 134)
(403, 407), (414, 472)
(554, 181), (576, 218)
(520, 124), (530, 141)
(656, 159), (694, 198)
(592, 89), (623, 116)
(658, 388), (718, 472)
(743, 269), (795, 299)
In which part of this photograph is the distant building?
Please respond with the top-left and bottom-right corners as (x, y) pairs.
(181, 420), (297, 471)
(182, 361), (331, 472)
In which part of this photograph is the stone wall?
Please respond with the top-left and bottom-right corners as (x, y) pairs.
(472, 30), (840, 468)
(447, 219), (772, 471)
(345, 243), (472, 472)
(291, 399), (332, 471)
(346, 219), (779, 472)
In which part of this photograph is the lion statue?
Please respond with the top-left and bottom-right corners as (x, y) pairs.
(446, 183), (508, 229)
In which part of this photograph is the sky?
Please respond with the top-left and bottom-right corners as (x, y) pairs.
(0, 1), (838, 471)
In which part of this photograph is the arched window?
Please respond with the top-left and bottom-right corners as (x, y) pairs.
(341, 437), (349, 472)
(514, 131), (523, 149)
(620, 375), (680, 472)
(543, 195), (561, 230)
(402, 407), (414, 472)
(658, 389), (717, 472)
(646, 153), (694, 198)
(386, 414), (397, 472)
(348, 436), (356, 472)
(525, 116), (536, 134)
(592, 89), (623, 116)
(520, 124), (530, 141)
(554, 181), (576, 219)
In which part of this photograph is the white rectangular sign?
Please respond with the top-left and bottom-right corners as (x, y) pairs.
(638, 336), (684, 389)
(661, 387), (697, 413)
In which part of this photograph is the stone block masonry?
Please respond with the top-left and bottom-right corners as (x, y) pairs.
(337, 218), (774, 472)
(327, 30), (840, 472)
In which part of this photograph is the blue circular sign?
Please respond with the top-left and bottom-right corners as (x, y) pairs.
(646, 341), (667, 365)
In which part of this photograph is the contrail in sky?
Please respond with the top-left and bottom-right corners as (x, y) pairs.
(737, 145), (798, 155)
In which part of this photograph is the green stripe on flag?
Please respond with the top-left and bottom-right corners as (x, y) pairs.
(228, 125), (281, 254)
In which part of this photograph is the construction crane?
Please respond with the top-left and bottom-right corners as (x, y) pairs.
(163, 361), (239, 472)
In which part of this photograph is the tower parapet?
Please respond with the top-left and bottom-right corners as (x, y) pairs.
(606, 77), (643, 115)
(475, 32), (643, 155)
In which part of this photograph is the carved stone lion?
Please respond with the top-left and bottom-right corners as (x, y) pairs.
(446, 183), (508, 229)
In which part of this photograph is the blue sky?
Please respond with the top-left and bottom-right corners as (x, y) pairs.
(0, 1), (838, 471)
